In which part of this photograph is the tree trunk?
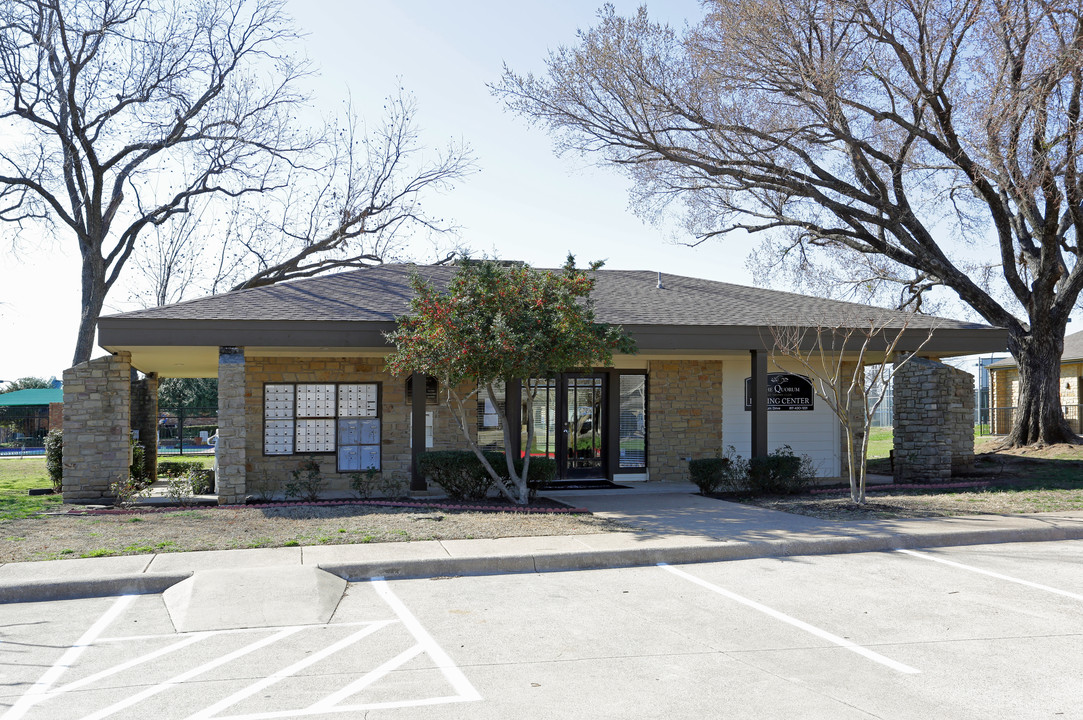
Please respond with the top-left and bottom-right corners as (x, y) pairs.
(72, 253), (107, 367)
(1006, 331), (1076, 446)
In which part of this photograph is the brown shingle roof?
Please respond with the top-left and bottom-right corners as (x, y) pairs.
(103, 264), (990, 331)
(987, 328), (1083, 369)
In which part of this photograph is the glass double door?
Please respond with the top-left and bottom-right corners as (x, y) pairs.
(525, 373), (606, 480)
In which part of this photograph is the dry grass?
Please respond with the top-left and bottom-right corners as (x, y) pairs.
(0, 504), (628, 564)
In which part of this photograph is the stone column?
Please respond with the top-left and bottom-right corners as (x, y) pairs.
(217, 347), (247, 504)
(130, 372), (158, 480)
(62, 352), (133, 503)
(893, 357), (975, 482)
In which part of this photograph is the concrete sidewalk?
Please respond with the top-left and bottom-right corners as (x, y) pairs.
(3, 483), (1083, 604)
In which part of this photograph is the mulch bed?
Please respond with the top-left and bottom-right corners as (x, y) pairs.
(57, 495), (588, 516)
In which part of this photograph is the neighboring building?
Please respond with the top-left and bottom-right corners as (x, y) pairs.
(0, 388), (64, 453)
(987, 330), (1083, 434)
(62, 265), (1007, 503)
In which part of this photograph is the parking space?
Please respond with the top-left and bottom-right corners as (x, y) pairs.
(1, 581), (479, 719)
(2, 540), (1082, 719)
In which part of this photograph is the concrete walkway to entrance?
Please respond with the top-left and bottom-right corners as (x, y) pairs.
(3, 482), (1083, 604)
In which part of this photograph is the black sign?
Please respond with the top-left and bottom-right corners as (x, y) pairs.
(744, 373), (815, 411)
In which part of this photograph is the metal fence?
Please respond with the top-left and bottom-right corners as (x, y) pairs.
(0, 408), (50, 456)
(978, 405), (1083, 436)
(157, 406), (218, 455)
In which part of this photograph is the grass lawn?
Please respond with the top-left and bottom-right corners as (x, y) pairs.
(0, 458), (61, 521)
(866, 427), (893, 460)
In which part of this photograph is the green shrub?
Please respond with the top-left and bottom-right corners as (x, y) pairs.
(157, 461), (204, 478)
(189, 468), (214, 495)
(689, 458), (732, 495)
(417, 451), (495, 500)
(44, 429), (63, 493)
(513, 456), (556, 501)
(350, 469), (380, 499)
(285, 458), (324, 501)
(690, 446), (812, 496)
(110, 475), (147, 508)
(130, 442), (148, 484)
(743, 445), (815, 495)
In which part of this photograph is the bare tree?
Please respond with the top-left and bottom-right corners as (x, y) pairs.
(125, 93), (474, 305)
(769, 315), (933, 503)
(0, 0), (317, 365)
(496, 0), (1083, 446)
(225, 92), (473, 291)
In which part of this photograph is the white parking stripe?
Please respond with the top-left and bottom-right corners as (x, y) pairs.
(3, 594), (136, 720)
(183, 621), (395, 720)
(370, 577), (483, 702)
(658, 563), (920, 674)
(897, 549), (1083, 601)
(79, 625), (309, 720)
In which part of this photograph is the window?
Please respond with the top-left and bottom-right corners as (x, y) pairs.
(263, 383), (381, 472)
(618, 374), (647, 470)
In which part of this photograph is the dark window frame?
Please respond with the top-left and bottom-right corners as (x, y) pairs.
(261, 381), (383, 472)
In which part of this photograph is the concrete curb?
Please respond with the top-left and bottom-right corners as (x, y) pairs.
(4, 523), (1083, 604)
(321, 524), (1083, 581)
(0, 572), (192, 604)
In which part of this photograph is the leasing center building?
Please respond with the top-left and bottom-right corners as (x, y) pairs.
(63, 265), (1008, 503)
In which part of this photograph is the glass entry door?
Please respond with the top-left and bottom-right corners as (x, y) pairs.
(520, 373), (608, 480)
(562, 374), (605, 478)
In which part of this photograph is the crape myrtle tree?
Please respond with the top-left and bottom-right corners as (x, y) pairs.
(0, 0), (472, 365)
(385, 257), (635, 504)
(769, 314), (933, 503)
(496, 0), (1083, 447)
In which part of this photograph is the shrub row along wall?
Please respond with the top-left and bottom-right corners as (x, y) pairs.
(893, 356), (975, 482)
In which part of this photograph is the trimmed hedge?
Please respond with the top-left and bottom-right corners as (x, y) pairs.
(417, 451), (558, 501)
(418, 451), (495, 500)
(158, 461), (205, 478)
(689, 445), (814, 496)
(746, 446), (813, 495)
(688, 457), (732, 495)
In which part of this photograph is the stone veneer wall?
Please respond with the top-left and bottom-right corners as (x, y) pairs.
(648, 359), (724, 482)
(217, 348), (247, 504)
(893, 356), (975, 482)
(130, 373), (158, 480)
(240, 356), (476, 500)
(61, 352), (133, 502)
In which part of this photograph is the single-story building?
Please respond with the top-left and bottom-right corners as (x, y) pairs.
(987, 329), (1083, 434)
(0, 387), (63, 453)
(63, 264), (1008, 503)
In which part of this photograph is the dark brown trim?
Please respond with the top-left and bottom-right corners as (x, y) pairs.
(260, 381), (383, 473)
(605, 370), (620, 480)
(750, 350), (768, 459)
(612, 370), (648, 475)
(100, 317), (1008, 358)
(410, 372), (427, 491)
(505, 378), (522, 461)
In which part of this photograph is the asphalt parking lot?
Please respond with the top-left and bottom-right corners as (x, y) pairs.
(3, 539), (1082, 719)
